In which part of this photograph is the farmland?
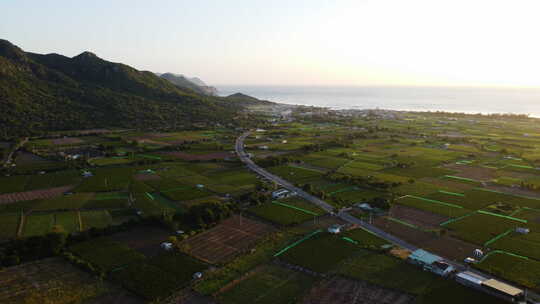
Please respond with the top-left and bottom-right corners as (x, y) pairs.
(3, 113), (540, 302)
(181, 215), (275, 264)
(217, 265), (315, 304)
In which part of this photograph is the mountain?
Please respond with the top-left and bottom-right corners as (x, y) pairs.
(225, 93), (274, 106)
(0, 39), (245, 138)
(159, 73), (218, 96)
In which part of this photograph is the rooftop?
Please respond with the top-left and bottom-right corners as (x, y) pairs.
(482, 279), (523, 297)
(409, 249), (442, 265)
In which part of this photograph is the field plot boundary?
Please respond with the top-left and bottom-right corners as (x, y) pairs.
(403, 195), (463, 209)
(438, 190), (465, 197)
(480, 249), (529, 263)
(274, 229), (322, 257)
(477, 210), (527, 224)
(439, 211), (477, 226)
(444, 175), (481, 183)
(484, 229), (514, 247)
(272, 201), (319, 216)
(473, 187), (540, 201)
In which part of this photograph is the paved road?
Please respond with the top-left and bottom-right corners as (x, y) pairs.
(236, 131), (536, 300)
(236, 132), (418, 251)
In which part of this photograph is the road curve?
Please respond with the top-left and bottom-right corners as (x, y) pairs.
(235, 131), (540, 299)
(235, 131), (419, 251)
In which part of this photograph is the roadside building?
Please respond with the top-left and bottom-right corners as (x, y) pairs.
(481, 279), (524, 302)
(407, 249), (454, 276)
(272, 189), (290, 199)
(272, 189), (296, 199)
(456, 271), (487, 288)
(328, 224), (342, 234)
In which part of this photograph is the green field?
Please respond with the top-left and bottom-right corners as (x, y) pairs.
(218, 264), (315, 304)
(279, 232), (360, 273)
(0, 213), (20, 239)
(476, 251), (540, 290)
(338, 250), (436, 295)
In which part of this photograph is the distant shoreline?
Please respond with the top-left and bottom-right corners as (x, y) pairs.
(219, 85), (540, 118)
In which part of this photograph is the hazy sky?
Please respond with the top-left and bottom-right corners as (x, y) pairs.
(1, 0), (539, 86)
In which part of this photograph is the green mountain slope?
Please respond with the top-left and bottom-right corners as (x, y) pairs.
(0, 39), (242, 138)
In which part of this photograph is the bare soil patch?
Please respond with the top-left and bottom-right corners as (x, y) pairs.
(53, 137), (84, 145)
(182, 215), (274, 264)
(419, 177), (476, 191)
(485, 183), (540, 199)
(0, 185), (73, 204)
(445, 164), (498, 181)
(134, 173), (161, 181)
(108, 226), (172, 257)
(390, 205), (449, 228)
(162, 151), (233, 161)
(301, 276), (414, 304)
(374, 218), (476, 261)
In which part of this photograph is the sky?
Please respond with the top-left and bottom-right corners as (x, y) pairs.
(1, 0), (540, 87)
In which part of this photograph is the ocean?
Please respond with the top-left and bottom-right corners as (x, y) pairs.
(217, 86), (540, 117)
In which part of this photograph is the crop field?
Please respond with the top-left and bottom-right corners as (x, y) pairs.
(384, 166), (455, 179)
(476, 251), (540, 290)
(81, 210), (113, 230)
(389, 204), (449, 228)
(0, 213), (20, 239)
(445, 213), (525, 245)
(0, 258), (108, 304)
(302, 155), (349, 169)
(337, 250), (436, 295)
(113, 253), (207, 300)
(217, 264), (316, 304)
(374, 217), (476, 260)
(301, 276), (414, 304)
(69, 238), (146, 272)
(416, 280), (508, 304)
(0, 185), (74, 204)
(278, 232), (360, 273)
(107, 227), (172, 257)
(31, 192), (94, 210)
(340, 228), (390, 248)
(182, 215), (274, 264)
(250, 201), (318, 226)
(54, 211), (81, 233)
(394, 195), (470, 218)
(74, 168), (135, 192)
(22, 213), (54, 237)
(268, 165), (324, 184)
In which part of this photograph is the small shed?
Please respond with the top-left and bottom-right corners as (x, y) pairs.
(193, 272), (203, 279)
(328, 224), (342, 234)
(482, 279), (524, 300)
(516, 227), (530, 234)
(161, 242), (173, 250)
(456, 271), (487, 287)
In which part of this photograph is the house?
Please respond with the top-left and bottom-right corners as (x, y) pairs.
(328, 224), (342, 234)
(258, 145), (269, 150)
(160, 242), (173, 251)
(196, 184), (205, 189)
(82, 170), (93, 178)
(356, 203), (374, 211)
(408, 249), (454, 276)
(193, 272), (203, 279)
(429, 261), (454, 276)
(272, 189), (293, 199)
